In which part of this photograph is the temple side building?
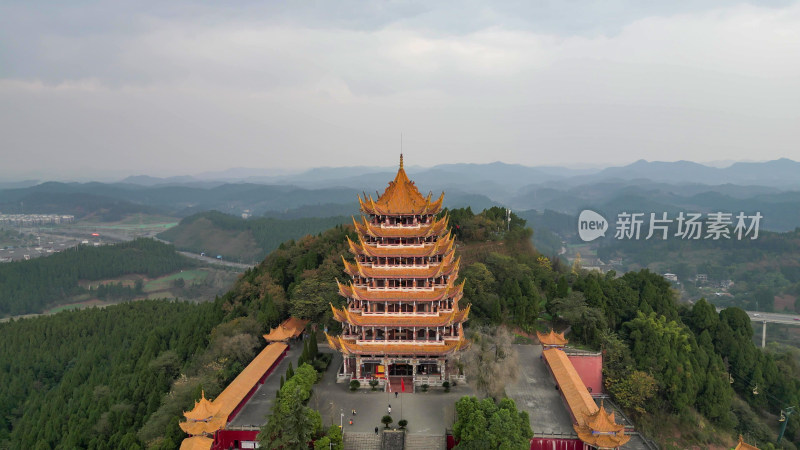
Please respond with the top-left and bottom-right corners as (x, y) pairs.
(327, 155), (469, 387)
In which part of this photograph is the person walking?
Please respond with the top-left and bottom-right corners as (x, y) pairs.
(374, 426), (379, 434)
(388, 405), (391, 414)
(394, 391), (398, 398)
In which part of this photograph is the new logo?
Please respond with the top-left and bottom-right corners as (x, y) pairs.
(578, 210), (608, 242)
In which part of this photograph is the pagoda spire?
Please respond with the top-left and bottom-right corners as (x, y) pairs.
(400, 153), (404, 170)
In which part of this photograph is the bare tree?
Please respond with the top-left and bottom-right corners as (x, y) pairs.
(458, 326), (518, 399)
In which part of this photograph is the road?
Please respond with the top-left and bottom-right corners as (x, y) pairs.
(177, 251), (255, 270)
(743, 310), (800, 325)
(716, 307), (800, 325)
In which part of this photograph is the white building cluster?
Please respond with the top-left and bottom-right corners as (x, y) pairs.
(0, 214), (75, 226)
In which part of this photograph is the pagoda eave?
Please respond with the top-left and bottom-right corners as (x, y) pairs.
(337, 280), (465, 302)
(332, 304), (470, 327)
(342, 255), (460, 279)
(327, 334), (468, 356)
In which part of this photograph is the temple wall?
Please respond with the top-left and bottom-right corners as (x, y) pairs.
(566, 354), (603, 395)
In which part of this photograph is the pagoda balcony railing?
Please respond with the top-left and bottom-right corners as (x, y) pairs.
(353, 310), (451, 316)
(363, 286), (437, 292)
(374, 243), (426, 248)
(378, 224), (422, 229)
(364, 263), (432, 269)
(353, 338), (448, 345)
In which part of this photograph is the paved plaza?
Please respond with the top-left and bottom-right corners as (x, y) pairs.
(228, 341), (303, 427)
(229, 340), (653, 448)
(506, 344), (575, 436)
(309, 350), (476, 436)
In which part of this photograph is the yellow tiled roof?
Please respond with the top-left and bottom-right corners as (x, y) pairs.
(536, 329), (568, 347)
(735, 435), (760, 450)
(585, 400), (624, 433)
(179, 436), (214, 450)
(326, 333), (468, 356)
(573, 430), (630, 449)
(342, 253), (459, 279)
(544, 348), (629, 448)
(183, 391), (220, 421)
(331, 303), (470, 327)
(179, 416), (226, 435)
(542, 348), (598, 426)
(347, 233), (454, 258)
(353, 216), (449, 238)
(358, 157), (444, 216)
(179, 342), (288, 437)
(337, 279), (464, 302)
(263, 317), (309, 342)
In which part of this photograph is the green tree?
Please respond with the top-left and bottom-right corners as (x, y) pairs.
(606, 370), (657, 415)
(453, 396), (531, 449)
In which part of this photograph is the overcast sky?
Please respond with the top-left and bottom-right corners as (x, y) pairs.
(1, 1), (799, 179)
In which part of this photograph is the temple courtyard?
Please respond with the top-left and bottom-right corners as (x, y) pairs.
(230, 341), (594, 436)
(308, 351), (476, 436)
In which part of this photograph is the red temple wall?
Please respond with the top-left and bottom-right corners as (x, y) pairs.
(212, 429), (259, 450)
(566, 354), (603, 395)
(226, 346), (287, 422)
(530, 438), (583, 450)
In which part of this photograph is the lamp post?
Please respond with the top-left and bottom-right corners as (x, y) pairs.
(340, 409), (344, 429)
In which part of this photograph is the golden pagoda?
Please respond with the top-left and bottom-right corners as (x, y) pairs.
(734, 435), (760, 450)
(327, 155), (469, 386)
(536, 329), (568, 348)
(574, 400), (631, 449)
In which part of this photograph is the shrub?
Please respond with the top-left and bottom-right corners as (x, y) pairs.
(421, 384), (429, 392)
(443, 381), (451, 392)
(349, 380), (361, 391)
(369, 379), (379, 391)
(398, 419), (408, 429)
(381, 415), (393, 428)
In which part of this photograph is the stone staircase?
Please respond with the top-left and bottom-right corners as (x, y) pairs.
(387, 376), (414, 394)
(343, 431), (381, 450)
(381, 430), (405, 450)
(404, 434), (446, 450)
(343, 431), (447, 450)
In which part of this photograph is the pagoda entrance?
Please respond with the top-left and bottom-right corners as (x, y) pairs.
(389, 363), (413, 376)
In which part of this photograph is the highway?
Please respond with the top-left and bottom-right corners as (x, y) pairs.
(177, 251), (255, 270)
(743, 310), (800, 325)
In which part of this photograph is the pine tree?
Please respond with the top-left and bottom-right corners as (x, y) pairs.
(309, 330), (318, 360)
(286, 362), (294, 380)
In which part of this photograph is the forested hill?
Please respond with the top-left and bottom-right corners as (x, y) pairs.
(2, 206), (798, 448)
(241, 205), (800, 447)
(157, 211), (350, 262)
(0, 300), (224, 448)
(598, 228), (800, 312)
(0, 238), (189, 316)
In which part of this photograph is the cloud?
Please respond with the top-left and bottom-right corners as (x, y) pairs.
(1, 1), (799, 178)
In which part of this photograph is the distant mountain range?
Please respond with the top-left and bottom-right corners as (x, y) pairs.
(119, 158), (800, 190)
(2, 159), (798, 232)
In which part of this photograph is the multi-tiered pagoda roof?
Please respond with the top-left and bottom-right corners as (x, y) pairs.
(327, 155), (469, 376)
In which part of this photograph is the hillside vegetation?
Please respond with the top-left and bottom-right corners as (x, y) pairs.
(157, 211), (349, 262)
(0, 238), (189, 317)
(2, 206), (798, 448)
(598, 228), (800, 312)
